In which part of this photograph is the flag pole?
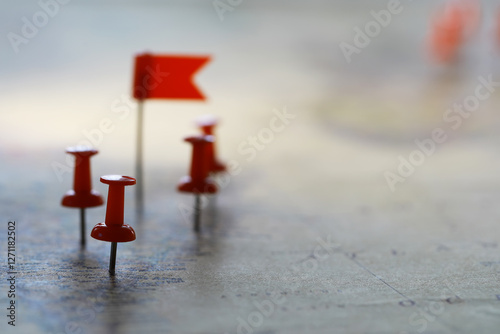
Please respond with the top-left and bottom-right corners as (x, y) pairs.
(135, 99), (144, 216)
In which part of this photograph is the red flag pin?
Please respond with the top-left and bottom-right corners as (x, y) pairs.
(131, 53), (211, 213)
(133, 53), (210, 100)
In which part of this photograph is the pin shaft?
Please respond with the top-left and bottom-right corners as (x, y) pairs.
(80, 208), (86, 247)
(109, 242), (117, 275)
(194, 194), (201, 232)
(135, 100), (144, 214)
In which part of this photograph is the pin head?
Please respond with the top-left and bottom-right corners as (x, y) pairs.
(62, 146), (103, 208)
(91, 223), (136, 242)
(196, 114), (218, 135)
(178, 135), (217, 194)
(62, 189), (104, 208)
(196, 115), (226, 173)
(100, 175), (137, 186)
(66, 146), (98, 157)
(90, 175), (136, 243)
(184, 134), (214, 144)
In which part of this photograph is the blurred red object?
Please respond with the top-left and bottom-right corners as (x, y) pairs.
(495, 8), (500, 49)
(428, 0), (481, 63)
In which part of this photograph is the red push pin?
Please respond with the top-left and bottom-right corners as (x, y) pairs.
(91, 175), (136, 275)
(196, 115), (226, 173)
(178, 135), (217, 232)
(61, 146), (104, 247)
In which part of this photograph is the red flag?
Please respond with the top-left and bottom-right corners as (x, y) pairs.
(132, 53), (210, 100)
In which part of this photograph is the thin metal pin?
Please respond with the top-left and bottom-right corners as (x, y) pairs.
(80, 208), (86, 247)
(109, 242), (117, 275)
(135, 100), (144, 215)
(194, 194), (201, 232)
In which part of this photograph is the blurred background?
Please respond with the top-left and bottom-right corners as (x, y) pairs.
(2, 0), (500, 174)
